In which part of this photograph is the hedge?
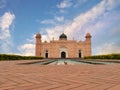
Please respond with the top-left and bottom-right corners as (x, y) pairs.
(0, 54), (43, 61)
(84, 53), (120, 59)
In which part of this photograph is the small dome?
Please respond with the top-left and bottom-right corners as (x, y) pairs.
(36, 33), (41, 38)
(59, 33), (67, 40)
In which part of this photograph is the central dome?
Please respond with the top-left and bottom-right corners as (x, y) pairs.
(59, 33), (67, 40)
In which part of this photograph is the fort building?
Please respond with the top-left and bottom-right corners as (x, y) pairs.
(35, 33), (91, 58)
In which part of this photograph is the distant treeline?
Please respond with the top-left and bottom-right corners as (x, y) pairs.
(0, 54), (43, 61)
(84, 53), (120, 59)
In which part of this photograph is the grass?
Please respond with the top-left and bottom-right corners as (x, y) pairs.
(1, 53), (120, 61)
(84, 53), (120, 59)
(0, 54), (43, 61)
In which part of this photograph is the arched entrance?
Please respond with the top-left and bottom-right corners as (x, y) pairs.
(59, 46), (68, 58)
(61, 52), (66, 58)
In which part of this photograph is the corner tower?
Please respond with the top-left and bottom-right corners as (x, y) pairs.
(85, 33), (92, 56)
(35, 33), (41, 56)
(85, 33), (91, 42)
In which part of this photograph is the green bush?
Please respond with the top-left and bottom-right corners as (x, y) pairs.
(0, 54), (43, 61)
(84, 53), (120, 59)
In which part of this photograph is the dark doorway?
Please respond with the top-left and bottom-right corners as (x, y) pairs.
(45, 50), (48, 58)
(45, 53), (48, 58)
(79, 50), (81, 58)
(61, 52), (66, 58)
(79, 53), (81, 58)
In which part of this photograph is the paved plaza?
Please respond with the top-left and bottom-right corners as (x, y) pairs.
(0, 60), (120, 90)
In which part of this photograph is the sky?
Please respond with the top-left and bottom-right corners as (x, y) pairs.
(0, 0), (120, 56)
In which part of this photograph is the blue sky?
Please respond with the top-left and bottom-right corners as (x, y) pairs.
(0, 0), (120, 56)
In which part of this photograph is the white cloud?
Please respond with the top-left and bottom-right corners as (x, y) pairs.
(105, 0), (120, 10)
(59, 9), (66, 13)
(57, 0), (72, 9)
(0, 0), (6, 9)
(0, 12), (15, 53)
(42, 0), (119, 41)
(26, 34), (36, 43)
(74, 0), (87, 7)
(40, 19), (55, 25)
(18, 34), (36, 56)
(0, 12), (15, 39)
(18, 44), (35, 56)
(40, 16), (64, 25)
(55, 16), (64, 22)
(21, 0), (119, 56)
(95, 43), (120, 55)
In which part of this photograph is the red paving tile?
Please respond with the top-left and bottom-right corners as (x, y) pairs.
(0, 60), (120, 90)
(108, 84), (120, 90)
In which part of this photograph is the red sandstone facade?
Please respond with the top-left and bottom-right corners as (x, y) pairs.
(35, 33), (91, 58)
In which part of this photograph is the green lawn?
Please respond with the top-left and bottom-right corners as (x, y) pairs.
(85, 53), (120, 59)
(0, 54), (43, 61)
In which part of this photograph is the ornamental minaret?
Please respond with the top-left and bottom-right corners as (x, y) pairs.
(85, 33), (92, 56)
(85, 32), (91, 43)
(35, 33), (41, 56)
